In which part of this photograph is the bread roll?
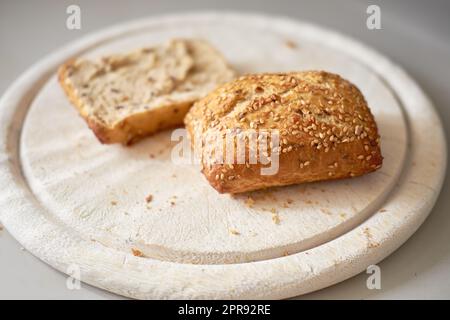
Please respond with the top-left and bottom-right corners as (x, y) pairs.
(184, 71), (382, 193)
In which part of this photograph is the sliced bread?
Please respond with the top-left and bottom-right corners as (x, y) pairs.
(58, 39), (235, 144)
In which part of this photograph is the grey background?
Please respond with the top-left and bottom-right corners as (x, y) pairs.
(0, 0), (449, 299)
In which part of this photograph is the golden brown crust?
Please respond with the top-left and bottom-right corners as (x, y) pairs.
(59, 59), (112, 143)
(184, 71), (383, 193)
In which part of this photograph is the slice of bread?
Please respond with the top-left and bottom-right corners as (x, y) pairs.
(58, 39), (235, 144)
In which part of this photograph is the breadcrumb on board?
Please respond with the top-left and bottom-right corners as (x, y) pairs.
(229, 229), (240, 236)
(131, 248), (144, 257)
(145, 194), (153, 203)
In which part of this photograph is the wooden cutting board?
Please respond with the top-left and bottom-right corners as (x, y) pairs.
(0, 12), (446, 299)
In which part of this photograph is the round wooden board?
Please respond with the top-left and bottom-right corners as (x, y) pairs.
(0, 12), (446, 299)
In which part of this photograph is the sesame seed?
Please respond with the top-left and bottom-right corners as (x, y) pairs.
(229, 229), (240, 235)
(272, 212), (280, 224)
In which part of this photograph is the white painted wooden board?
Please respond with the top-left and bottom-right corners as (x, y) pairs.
(0, 12), (446, 299)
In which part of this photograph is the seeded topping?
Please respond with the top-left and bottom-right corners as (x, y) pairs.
(185, 71), (382, 193)
(187, 71), (380, 161)
(188, 71), (378, 147)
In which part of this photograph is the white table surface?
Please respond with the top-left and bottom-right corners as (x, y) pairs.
(0, 0), (449, 299)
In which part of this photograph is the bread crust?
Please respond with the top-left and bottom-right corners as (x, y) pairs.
(58, 40), (234, 145)
(184, 71), (383, 193)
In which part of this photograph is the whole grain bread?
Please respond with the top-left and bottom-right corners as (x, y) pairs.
(58, 39), (235, 144)
(184, 71), (383, 193)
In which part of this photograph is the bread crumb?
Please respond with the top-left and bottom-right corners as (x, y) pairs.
(363, 227), (379, 249)
(229, 229), (240, 236)
(111, 200), (118, 206)
(131, 248), (144, 257)
(272, 214), (280, 225)
(168, 195), (177, 206)
(320, 208), (332, 215)
(285, 39), (298, 49)
(271, 208), (280, 224)
(245, 196), (255, 208)
(379, 208), (388, 212)
(339, 212), (347, 219)
(145, 194), (153, 203)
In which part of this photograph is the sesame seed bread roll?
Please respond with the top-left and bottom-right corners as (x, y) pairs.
(184, 71), (383, 194)
(58, 39), (235, 145)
